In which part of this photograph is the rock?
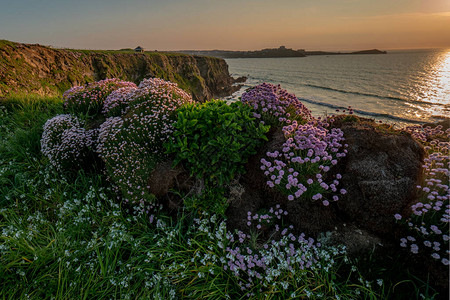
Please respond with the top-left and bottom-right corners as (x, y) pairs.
(332, 118), (425, 237)
(320, 224), (383, 255)
(147, 160), (197, 212)
(423, 118), (450, 131)
(147, 161), (183, 198)
(233, 76), (247, 83)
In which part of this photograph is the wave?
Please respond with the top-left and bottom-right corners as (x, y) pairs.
(303, 83), (447, 107)
(230, 78), (443, 124)
(298, 97), (427, 124)
(240, 77), (447, 108)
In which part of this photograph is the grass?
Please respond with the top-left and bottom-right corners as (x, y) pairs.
(0, 96), (447, 299)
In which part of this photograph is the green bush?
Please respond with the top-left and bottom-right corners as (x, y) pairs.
(166, 100), (269, 212)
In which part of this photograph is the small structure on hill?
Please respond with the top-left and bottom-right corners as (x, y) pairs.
(134, 46), (144, 53)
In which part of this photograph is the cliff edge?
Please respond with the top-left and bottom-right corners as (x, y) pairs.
(0, 40), (238, 102)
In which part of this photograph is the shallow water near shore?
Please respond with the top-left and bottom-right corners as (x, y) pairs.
(225, 49), (450, 127)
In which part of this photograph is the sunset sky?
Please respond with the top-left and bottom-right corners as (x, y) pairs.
(1, 0), (449, 51)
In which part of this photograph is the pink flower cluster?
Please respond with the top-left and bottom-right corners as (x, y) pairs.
(240, 83), (311, 126)
(246, 204), (288, 229)
(404, 124), (450, 143)
(262, 121), (347, 205)
(63, 78), (137, 116)
(395, 124), (449, 265)
(102, 78), (192, 118)
(97, 78), (193, 204)
(102, 86), (138, 117)
(41, 114), (97, 171)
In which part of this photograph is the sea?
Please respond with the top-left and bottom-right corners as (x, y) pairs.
(224, 49), (450, 127)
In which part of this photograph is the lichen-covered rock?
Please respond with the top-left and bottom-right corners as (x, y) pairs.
(320, 225), (383, 255)
(333, 119), (425, 236)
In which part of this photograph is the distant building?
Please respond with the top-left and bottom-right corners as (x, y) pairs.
(134, 46), (144, 53)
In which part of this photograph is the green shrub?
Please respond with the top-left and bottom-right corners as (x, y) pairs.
(166, 100), (269, 212)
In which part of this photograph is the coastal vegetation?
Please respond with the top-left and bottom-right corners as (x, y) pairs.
(0, 40), (238, 102)
(0, 79), (448, 299)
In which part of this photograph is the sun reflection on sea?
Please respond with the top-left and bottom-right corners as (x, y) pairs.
(418, 50), (450, 118)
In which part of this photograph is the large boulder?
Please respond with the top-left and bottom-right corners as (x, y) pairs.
(227, 118), (425, 250)
(333, 118), (425, 237)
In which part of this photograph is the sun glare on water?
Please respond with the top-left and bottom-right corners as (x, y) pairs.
(414, 49), (450, 119)
(434, 50), (450, 102)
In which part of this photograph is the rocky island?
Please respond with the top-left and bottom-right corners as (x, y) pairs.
(177, 46), (387, 58)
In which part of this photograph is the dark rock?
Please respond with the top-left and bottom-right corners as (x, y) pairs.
(147, 160), (198, 212)
(333, 119), (425, 237)
(320, 224), (384, 255)
(233, 76), (247, 83)
(147, 161), (184, 198)
(227, 118), (425, 255)
(226, 184), (265, 233)
(423, 118), (450, 131)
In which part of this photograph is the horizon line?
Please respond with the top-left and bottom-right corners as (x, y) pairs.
(3, 39), (449, 53)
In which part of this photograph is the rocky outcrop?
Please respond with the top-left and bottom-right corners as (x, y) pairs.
(332, 118), (425, 236)
(227, 127), (342, 236)
(0, 40), (239, 101)
(225, 118), (425, 253)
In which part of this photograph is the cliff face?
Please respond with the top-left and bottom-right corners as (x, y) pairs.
(0, 40), (238, 102)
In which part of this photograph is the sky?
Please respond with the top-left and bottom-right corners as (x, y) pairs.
(0, 0), (449, 51)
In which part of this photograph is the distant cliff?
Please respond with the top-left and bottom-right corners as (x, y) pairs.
(222, 46), (306, 58)
(178, 46), (306, 58)
(179, 47), (387, 58)
(0, 40), (240, 101)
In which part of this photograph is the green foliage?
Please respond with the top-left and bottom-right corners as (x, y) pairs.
(183, 188), (228, 216)
(0, 95), (445, 299)
(341, 114), (360, 123)
(166, 100), (269, 214)
(0, 95), (62, 162)
(167, 100), (269, 186)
